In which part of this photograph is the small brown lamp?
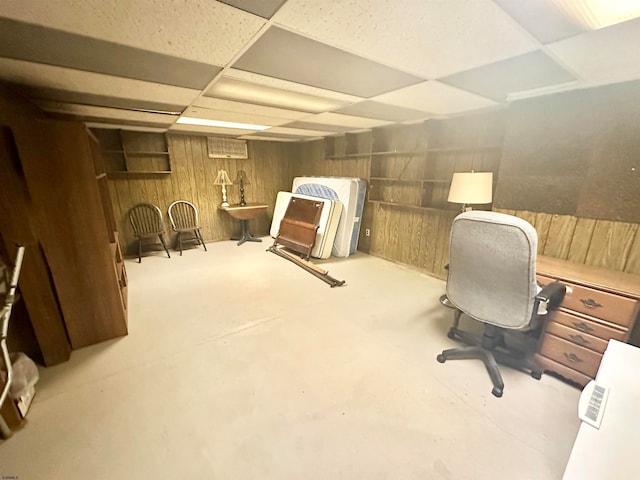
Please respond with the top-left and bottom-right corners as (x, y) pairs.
(234, 170), (250, 206)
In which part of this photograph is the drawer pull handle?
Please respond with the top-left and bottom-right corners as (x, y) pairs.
(568, 334), (589, 346)
(573, 322), (595, 333)
(564, 352), (583, 363)
(580, 298), (603, 309)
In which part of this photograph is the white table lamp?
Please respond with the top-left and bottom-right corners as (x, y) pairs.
(213, 169), (233, 206)
(448, 171), (493, 212)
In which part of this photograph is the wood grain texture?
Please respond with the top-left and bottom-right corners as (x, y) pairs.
(107, 134), (295, 256)
(624, 233), (640, 275)
(21, 120), (127, 348)
(0, 92), (71, 365)
(505, 209), (640, 276)
(567, 218), (597, 264)
(295, 116), (502, 279)
(543, 214), (577, 259)
(584, 220), (638, 271)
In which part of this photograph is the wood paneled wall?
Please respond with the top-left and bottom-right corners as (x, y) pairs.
(294, 114), (504, 279)
(496, 209), (640, 275)
(108, 134), (296, 256)
(105, 82), (640, 277)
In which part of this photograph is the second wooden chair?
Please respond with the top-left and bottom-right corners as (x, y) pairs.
(167, 200), (207, 255)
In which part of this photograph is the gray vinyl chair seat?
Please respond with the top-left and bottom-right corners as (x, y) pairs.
(128, 203), (171, 262)
(436, 211), (565, 397)
(167, 200), (207, 255)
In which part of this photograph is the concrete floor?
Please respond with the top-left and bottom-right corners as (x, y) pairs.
(0, 239), (581, 479)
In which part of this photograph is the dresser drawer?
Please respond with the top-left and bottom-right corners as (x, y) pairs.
(538, 334), (602, 378)
(549, 310), (627, 342)
(537, 274), (638, 328)
(545, 321), (608, 353)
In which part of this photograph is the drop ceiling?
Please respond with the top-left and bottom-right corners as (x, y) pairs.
(1, 0), (639, 141)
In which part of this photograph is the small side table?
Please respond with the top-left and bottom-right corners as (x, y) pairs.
(219, 203), (269, 246)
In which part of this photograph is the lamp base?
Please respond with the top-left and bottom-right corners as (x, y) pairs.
(220, 201), (230, 207)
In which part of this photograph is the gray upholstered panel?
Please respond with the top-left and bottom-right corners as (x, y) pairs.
(446, 211), (538, 329)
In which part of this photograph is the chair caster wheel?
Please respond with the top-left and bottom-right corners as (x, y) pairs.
(436, 354), (446, 363)
(447, 328), (456, 339)
(491, 387), (503, 398)
(531, 370), (542, 380)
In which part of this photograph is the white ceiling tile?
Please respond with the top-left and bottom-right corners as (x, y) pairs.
(272, 0), (540, 78)
(263, 126), (336, 137)
(0, 58), (200, 106)
(35, 101), (177, 124)
(225, 68), (363, 103)
(193, 97), (309, 121)
(169, 124), (256, 136)
(372, 81), (497, 115)
(182, 105), (293, 127)
(297, 112), (392, 129)
(546, 17), (640, 87)
(0, 0), (265, 65)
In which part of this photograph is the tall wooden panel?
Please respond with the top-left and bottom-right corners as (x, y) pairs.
(17, 120), (127, 349)
(0, 89), (71, 365)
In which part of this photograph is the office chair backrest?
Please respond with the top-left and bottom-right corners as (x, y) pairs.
(446, 211), (538, 329)
(129, 203), (164, 236)
(168, 200), (199, 231)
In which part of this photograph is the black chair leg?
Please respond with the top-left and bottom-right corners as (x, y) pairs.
(159, 234), (171, 258)
(138, 238), (142, 263)
(178, 232), (183, 256)
(436, 345), (505, 397)
(196, 229), (207, 251)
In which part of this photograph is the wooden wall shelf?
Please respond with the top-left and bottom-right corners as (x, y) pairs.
(325, 152), (371, 159)
(92, 129), (172, 175)
(368, 200), (456, 213)
(367, 120), (503, 212)
(107, 171), (172, 178)
(371, 150), (428, 156)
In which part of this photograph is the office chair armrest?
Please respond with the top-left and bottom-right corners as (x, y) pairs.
(535, 281), (566, 314)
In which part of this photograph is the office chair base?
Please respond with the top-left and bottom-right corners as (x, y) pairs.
(438, 325), (542, 398)
(437, 344), (505, 397)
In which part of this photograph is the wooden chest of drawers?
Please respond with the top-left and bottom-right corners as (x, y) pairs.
(534, 256), (640, 387)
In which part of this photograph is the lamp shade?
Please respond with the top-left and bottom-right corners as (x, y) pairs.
(234, 170), (250, 185)
(213, 169), (233, 185)
(447, 172), (493, 205)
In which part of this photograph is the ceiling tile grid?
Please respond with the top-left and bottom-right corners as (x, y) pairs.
(371, 81), (498, 116)
(0, 0), (639, 139)
(272, 0), (541, 78)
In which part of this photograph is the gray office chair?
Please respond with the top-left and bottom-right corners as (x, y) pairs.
(128, 203), (171, 262)
(436, 211), (565, 397)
